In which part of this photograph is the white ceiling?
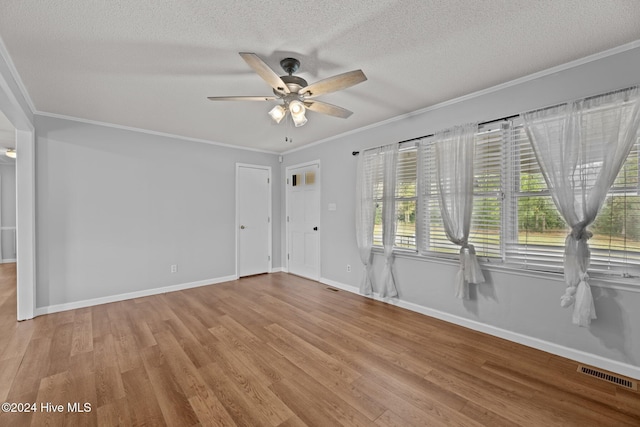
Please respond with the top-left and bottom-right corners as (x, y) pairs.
(1, 1), (639, 153)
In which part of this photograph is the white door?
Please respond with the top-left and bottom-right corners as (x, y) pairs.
(287, 161), (320, 280)
(237, 164), (271, 277)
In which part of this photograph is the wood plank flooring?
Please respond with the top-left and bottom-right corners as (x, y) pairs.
(0, 263), (638, 426)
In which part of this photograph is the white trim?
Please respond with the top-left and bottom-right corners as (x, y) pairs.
(285, 160), (321, 281)
(36, 112), (278, 155)
(236, 163), (273, 277)
(0, 38), (35, 130)
(282, 40), (640, 156)
(34, 274), (238, 316)
(319, 276), (640, 381)
(15, 129), (35, 320)
(0, 36), (36, 114)
(270, 267), (285, 273)
(1, 258), (16, 263)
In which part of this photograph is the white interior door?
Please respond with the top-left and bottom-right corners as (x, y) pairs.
(237, 164), (271, 277)
(287, 161), (320, 280)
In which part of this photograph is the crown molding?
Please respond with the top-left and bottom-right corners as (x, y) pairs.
(35, 111), (279, 155)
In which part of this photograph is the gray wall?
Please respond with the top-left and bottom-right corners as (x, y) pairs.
(35, 116), (280, 308)
(0, 163), (16, 260)
(282, 46), (640, 369)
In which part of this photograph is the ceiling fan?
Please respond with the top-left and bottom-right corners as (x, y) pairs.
(207, 53), (367, 127)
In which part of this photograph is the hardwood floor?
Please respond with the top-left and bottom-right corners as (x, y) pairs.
(0, 263), (638, 426)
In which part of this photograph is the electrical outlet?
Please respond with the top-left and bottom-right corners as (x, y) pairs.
(170, 264), (178, 273)
(346, 264), (351, 272)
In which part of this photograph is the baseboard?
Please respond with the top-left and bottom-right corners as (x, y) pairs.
(0, 258), (16, 263)
(270, 267), (285, 273)
(320, 277), (640, 381)
(34, 274), (238, 316)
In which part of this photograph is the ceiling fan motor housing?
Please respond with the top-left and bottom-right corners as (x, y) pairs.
(280, 57), (300, 75)
(275, 75), (309, 98)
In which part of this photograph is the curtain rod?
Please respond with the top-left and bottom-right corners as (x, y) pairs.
(520, 85), (638, 116)
(351, 85), (638, 156)
(351, 114), (519, 156)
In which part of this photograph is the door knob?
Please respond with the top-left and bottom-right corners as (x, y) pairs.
(240, 225), (245, 229)
(313, 226), (318, 231)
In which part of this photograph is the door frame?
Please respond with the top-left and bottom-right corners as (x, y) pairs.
(235, 163), (272, 278)
(0, 44), (36, 320)
(285, 159), (321, 280)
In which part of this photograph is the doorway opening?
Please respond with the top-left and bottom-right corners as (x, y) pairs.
(0, 66), (36, 321)
(0, 112), (17, 321)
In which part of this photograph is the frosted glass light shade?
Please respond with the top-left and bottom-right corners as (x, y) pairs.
(292, 113), (307, 127)
(289, 100), (304, 115)
(268, 105), (287, 123)
(5, 149), (16, 159)
(289, 100), (307, 127)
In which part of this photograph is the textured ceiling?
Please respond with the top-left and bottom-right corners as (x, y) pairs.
(1, 1), (640, 153)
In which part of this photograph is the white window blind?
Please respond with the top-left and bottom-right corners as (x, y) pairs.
(395, 147), (417, 249)
(372, 153), (384, 247)
(472, 125), (505, 259)
(506, 116), (640, 277)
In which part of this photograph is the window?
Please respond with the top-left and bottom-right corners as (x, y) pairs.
(415, 125), (504, 258)
(369, 92), (640, 279)
(507, 118), (640, 276)
(505, 121), (567, 271)
(373, 146), (417, 249)
(372, 126), (505, 257)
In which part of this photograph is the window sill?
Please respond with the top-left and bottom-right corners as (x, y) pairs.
(371, 247), (640, 293)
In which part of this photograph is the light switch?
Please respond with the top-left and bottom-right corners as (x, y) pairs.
(328, 203), (337, 211)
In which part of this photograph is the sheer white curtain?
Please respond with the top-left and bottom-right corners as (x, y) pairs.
(434, 124), (485, 299)
(380, 144), (399, 298)
(355, 148), (382, 295)
(522, 86), (640, 326)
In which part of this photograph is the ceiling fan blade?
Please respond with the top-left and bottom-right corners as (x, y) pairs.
(304, 100), (353, 119)
(239, 52), (290, 94)
(299, 70), (367, 98)
(207, 96), (278, 101)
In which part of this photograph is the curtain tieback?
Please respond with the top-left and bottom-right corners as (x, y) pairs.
(385, 254), (395, 266)
(457, 243), (474, 268)
(570, 224), (592, 241)
(455, 243), (484, 300)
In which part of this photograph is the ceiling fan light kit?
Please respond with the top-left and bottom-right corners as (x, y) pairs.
(208, 53), (367, 128)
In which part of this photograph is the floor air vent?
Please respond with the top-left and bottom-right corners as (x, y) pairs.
(325, 287), (340, 292)
(577, 365), (637, 391)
